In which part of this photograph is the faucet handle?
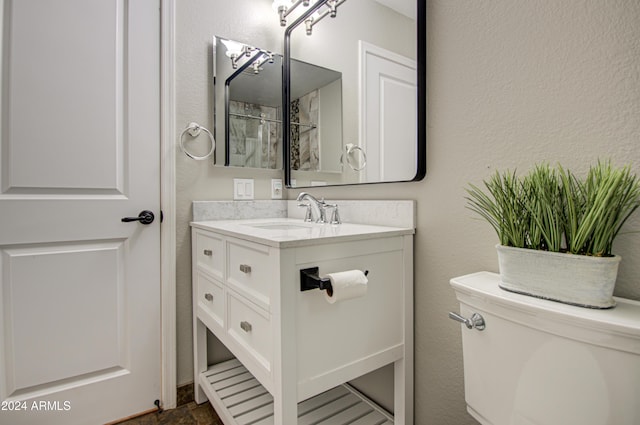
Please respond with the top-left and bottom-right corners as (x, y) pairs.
(323, 203), (341, 224)
(331, 206), (341, 224)
(314, 198), (329, 224)
(297, 202), (313, 222)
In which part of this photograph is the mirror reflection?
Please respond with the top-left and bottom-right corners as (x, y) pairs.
(213, 35), (344, 172)
(213, 36), (283, 169)
(289, 60), (343, 172)
(284, 0), (425, 187)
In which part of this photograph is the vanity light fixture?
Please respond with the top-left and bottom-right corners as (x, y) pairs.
(274, 0), (347, 32)
(221, 38), (252, 69)
(251, 51), (275, 74)
(273, 0), (310, 27)
(304, 0), (347, 35)
(221, 38), (274, 74)
(303, 10), (321, 35)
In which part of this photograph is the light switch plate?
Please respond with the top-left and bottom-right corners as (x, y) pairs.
(233, 178), (254, 200)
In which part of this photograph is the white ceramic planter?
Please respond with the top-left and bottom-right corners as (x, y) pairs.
(496, 244), (621, 309)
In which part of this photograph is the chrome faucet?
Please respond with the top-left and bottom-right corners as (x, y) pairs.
(296, 192), (341, 224)
(296, 192), (326, 223)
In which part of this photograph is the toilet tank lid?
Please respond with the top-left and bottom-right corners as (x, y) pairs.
(450, 272), (640, 336)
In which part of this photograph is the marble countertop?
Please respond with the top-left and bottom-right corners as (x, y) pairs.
(191, 217), (414, 248)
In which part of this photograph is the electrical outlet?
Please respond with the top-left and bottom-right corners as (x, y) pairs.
(271, 179), (283, 199)
(233, 178), (254, 200)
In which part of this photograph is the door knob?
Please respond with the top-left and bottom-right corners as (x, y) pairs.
(121, 210), (155, 225)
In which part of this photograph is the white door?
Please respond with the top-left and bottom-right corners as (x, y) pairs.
(360, 41), (417, 182)
(0, 1), (161, 424)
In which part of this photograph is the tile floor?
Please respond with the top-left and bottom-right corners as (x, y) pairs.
(116, 402), (221, 425)
(115, 385), (222, 425)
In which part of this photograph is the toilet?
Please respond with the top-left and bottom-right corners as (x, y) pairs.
(450, 271), (640, 425)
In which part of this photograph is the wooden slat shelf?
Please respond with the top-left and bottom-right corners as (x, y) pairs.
(199, 359), (394, 425)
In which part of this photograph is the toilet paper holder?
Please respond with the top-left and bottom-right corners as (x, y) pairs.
(300, 267), (369, 295)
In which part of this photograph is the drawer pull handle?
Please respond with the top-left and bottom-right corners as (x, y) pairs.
(239, 264), (252, 274)
(240, 321), (252, 332)
(203, 249), (213, 256)
(204, 293), (214, 302)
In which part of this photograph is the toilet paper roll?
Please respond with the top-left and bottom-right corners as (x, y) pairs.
(324, 270), (368, 304)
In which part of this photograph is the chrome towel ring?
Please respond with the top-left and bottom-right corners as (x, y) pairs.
(341, 143), (367, 171)
(179, 122), (215, 160)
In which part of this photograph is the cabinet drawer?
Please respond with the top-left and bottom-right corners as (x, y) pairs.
(227, 292), (272, 373)
(227, 239), (273, 309)
(196, 272), (224, 330)
(195, 231), (224, 280)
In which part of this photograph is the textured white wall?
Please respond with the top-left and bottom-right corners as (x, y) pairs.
(175, 0), (284, 387)
(176, 1), (640, 423)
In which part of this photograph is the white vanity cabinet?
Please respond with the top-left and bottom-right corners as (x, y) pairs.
(192, 219), (414, 424)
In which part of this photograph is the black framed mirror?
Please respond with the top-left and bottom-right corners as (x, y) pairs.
(283, 0), (426, 187)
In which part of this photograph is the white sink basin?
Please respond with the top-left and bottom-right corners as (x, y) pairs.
(246, 222), (313, 230)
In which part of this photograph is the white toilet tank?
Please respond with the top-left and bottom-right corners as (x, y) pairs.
(450, 272), (640, 425)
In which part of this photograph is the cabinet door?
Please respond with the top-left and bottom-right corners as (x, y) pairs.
(195, 231), (225, 281)
(227, 238), (274, 310)
(196, 272), (225, 331)
(295, 238), (406, 399)
(227, 292), (273, 374)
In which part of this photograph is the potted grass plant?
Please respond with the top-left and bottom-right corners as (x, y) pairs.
(466, 161), (640, 308)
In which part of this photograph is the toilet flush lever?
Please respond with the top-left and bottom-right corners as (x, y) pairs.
(449, 312), (486, 331)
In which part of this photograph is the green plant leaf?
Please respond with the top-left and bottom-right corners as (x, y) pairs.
(466, 160), (640, 257)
